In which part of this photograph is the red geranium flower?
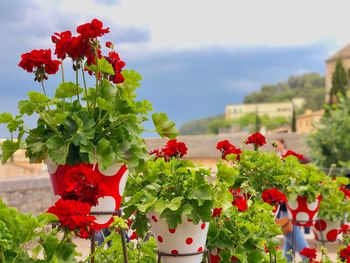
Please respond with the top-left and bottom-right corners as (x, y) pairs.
(106, 41), (113, 48)
(216, 140), (241, 160)
(62, 164), (103, 206)
(18, 49), (60, 81)
(262, 188), (287, 206)
(77, 18), (110, 38)
(282, 150), (305, 161)
(300, 247), (317, 262)
(129, 231), (138, 240)
(150, 139), (188, 160)
(212, 208), (223, 218)
(47, 199), (97, 239)
(339, 224), (350, 235)
(340, 245), (350, 261)
(340, 185), (350, 199)
(230, 189), (248, 212)
(104, 51), (125, 84)
(245, 132), (266, 150)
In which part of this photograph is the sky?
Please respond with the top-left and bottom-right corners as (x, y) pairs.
(0, 0), (350, 137)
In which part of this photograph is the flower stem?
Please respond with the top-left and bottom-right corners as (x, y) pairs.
(75, 64), (80, 103)
(93, 48), (99, 114)
(61, 60), (65, 82)
(81, 67), (89, 109)
(40, 81), (47, 96)
(0, 252), (5, 263)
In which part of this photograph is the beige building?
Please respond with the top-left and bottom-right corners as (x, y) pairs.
(296, 109), (324, 134)
(225, 98), (305, 120)
(325, 44), (350, 102)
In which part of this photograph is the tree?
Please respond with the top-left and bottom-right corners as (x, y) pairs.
(291, 105), (296, 132)
(330, 58), (348, 104)
(307, 96), (350, 169)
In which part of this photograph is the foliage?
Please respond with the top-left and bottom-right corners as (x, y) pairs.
(123, 157), (214, 236)
(179, 115), (227, 135)
(307, 96), (350, 169)
(0, 199), (79, 263)
(0, 20), (177, 171)
(244, 73), (325, 110)
(91, 217), (157, 263)
(330, 58), (348, 104)
(207, 197), (285, 263)
(318, 176), (350, 221)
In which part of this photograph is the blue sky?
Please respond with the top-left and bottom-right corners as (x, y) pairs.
(0, 0), (349, 137)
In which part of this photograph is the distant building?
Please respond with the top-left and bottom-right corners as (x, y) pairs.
(325, 44), (350, 102)
(296, 109), (324, 134)
(225, 98), (305, 120)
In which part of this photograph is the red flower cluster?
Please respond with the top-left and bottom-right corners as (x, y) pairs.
(261, 188), (287, 206)
(216, 140), (242, 160)
(106, 41), (113, 48)
(104, 51), (125, 84)
(230, 189), (248, 212)
(47, 199), (97, 239)
(212, 207), (223, 218)
(340, 185), (350, 199)
(18, 49), (60, 81)
(339, 245), (350, 262)
(149, 139), (188, 160)
(77, 19), (110, 38)
(300, 247), (317, 262)
(62, 164), (104, 206)
(339, 224), (350, 235)
(282, 150), (305, 161)
(245, 132), (266, 150)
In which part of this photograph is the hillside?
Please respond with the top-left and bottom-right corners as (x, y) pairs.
(244, 73), (325, 109)
(180, 73), (325, 135)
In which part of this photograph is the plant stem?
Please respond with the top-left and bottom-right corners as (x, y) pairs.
(75, 64), (80, 103)
(0, 252), (5, 263)
(93, 50), (99, 114)
(61, 60), (65, 82)
(40, 81), (47, 96)
(81, 67), (89, 109)
(84, 232), (116, 263)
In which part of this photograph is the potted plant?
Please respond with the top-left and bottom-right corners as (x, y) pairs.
(312, 176), (350, 242)
(0, 19), (177, 229)
(123, 139), (214, 263)
(282, 153), (327, 227)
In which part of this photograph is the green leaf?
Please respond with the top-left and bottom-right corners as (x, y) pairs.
(55, 82), (83, 98)
(46, 135), (69, 165)
(122, 70), (142, 89)
(96, 97), (112, 111)
(154, 199), (167, 214)
(188, 185), (212, 205)
(0, 113), (13, 123)
(217, 164), (237, 185)
(166, 196), (184, 211)
(27, 91), (50, 103)
(96, 138), (114, 169)
(86, 57), (114, 75)
(18, 100), (35, 115)
(37, 213), (58, 225)
(1, 140), (20, 164)
(152, 112), (178, 139)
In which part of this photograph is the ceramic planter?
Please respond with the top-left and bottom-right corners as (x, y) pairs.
(287, 196), (321, 227)
(312, 219), (340, 242)
(46, 159), (128, 228)
(148, 212), (209, 263)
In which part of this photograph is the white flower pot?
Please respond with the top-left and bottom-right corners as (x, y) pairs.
(312, 219), (340, 242)
(148, 212), (209, 263)
(287, 196), (321, 227)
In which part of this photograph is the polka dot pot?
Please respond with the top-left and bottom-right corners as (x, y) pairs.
(148, 212), (209, 263)
(287, 195), (321, 227)
(312, 219), (340, 242)
(46, 159), (128, 228)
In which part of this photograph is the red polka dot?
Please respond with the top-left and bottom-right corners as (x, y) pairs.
(157, 235), (163, 243)
(314, 219), (326, 231)
(198, 247), (203, 252)
(151, 216), (158, 222)
(201, 223), (206, 230)
(171, 250), (179, 255)
(326, 229), (338, 241)
(169, 228), (176, 233)
(186, 237), (193, 245)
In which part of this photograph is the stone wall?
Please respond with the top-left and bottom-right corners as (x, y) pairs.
(0, 133), (309, 214)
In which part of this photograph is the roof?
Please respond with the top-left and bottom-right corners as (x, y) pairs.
(326, 43), (350, 63)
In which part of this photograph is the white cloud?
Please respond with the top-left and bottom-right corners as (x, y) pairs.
(26, 0), (350, 52)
